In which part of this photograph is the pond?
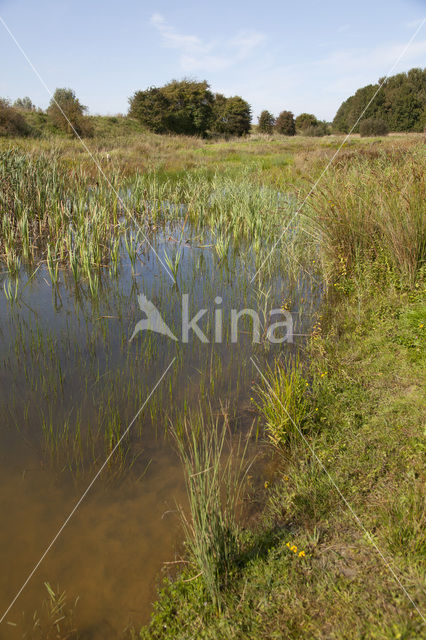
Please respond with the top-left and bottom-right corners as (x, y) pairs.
(0, 217), (321, 638)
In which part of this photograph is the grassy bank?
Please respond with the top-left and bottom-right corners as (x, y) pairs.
(140, 282), (425, 639)
(137, 138), (425, 639)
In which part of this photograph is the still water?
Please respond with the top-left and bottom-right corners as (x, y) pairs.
(0, 220), (321, 638)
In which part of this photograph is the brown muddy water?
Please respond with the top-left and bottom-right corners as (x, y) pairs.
(0, 222), (321, 638)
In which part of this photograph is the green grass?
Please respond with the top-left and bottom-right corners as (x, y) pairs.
(138, 137), (425, 639)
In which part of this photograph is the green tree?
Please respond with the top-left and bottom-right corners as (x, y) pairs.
(162, 79), (214, 136)
(333, 68), (425, 133)
(295, 113), (319, 132)
(129, 79), (214, 136)
(258, 110), (275, 133)
(128, 87), (171, 133)
(47, 88), (93, 137)
(275, 110), (295, 135)
(212, 95), (251, 136)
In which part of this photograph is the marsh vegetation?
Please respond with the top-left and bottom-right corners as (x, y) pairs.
(0, 130), (424, 639)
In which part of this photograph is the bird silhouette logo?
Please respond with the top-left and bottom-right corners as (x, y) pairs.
(130, 294), (178, 342)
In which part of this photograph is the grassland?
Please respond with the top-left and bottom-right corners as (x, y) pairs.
(0, 128), (424, 638)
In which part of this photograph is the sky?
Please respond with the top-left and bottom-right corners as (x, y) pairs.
(0, 0), (425, 122)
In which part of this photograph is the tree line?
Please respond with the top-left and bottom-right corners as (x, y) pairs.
(257, 110), (330, 136)
(333, 68), (425, 133)
(1, 68), (424, 138)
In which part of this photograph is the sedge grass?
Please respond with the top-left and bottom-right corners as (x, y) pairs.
(172, 408), (254, 610)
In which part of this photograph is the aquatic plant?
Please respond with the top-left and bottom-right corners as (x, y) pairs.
(172, 409), (253, 610)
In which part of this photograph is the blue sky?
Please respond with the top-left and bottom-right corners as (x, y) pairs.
(0, 0), (425, 121)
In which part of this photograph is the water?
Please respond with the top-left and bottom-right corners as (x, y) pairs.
(0, 220), (321, 638)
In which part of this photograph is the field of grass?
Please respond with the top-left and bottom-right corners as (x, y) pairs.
(0, 129), (424, 638)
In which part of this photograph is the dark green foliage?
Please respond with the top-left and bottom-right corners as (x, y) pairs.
(130, 81), (251, 137)
(275, 110), (295, 135)
(162, 79), (214, 136)
(128, 87), (172, 133)
(359, 117), (389, 137)
(130, 79), (214, 136)
(47, 88), (93, 137)
(0, 99), (31, 136)
(258, 110), (275, 134)
(333, 68), (426, 133)
(295, 113), (319, 132)
(212, 94), (251, 137)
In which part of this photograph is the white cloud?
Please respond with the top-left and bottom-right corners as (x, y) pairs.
(150, 13), (266, 73)
(222, 37), (426, 121)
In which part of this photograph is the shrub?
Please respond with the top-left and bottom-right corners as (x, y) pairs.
(129, 87), (172, 133)
(258, 110), (275, 134)
(275, 110), (295, 135)
(130, 79), (214, 136)
(303, 121), (330, 137)
(295, 112), (319, 132)
(359, 117), (389, 137)
(47, 88), (93, 137)
(212, 94), (251, 137)
(0, 99), (31, 136)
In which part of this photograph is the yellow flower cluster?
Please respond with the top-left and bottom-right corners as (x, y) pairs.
(286, 541), (306, 558)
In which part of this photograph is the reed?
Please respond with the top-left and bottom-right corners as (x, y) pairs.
(172, 408), (253, 609)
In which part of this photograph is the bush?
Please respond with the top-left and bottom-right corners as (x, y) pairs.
(212, 95), (251, 137)
(130, 79), (214, 136)
(258, 110), (275, 134)
(129, 86), (172, 133)
(295, 112), (319, 132)
(303, 122), (330, 137)
(0, 99), (31, 136)
(47, 88), (93, 137)
(359, 117), (389, 137)
(275, 110), (295, 135)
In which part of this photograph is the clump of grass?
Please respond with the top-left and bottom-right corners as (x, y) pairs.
(254, 358), (310, 447)
(172, 409), (252, 610)
(311, 152), (425, 287)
